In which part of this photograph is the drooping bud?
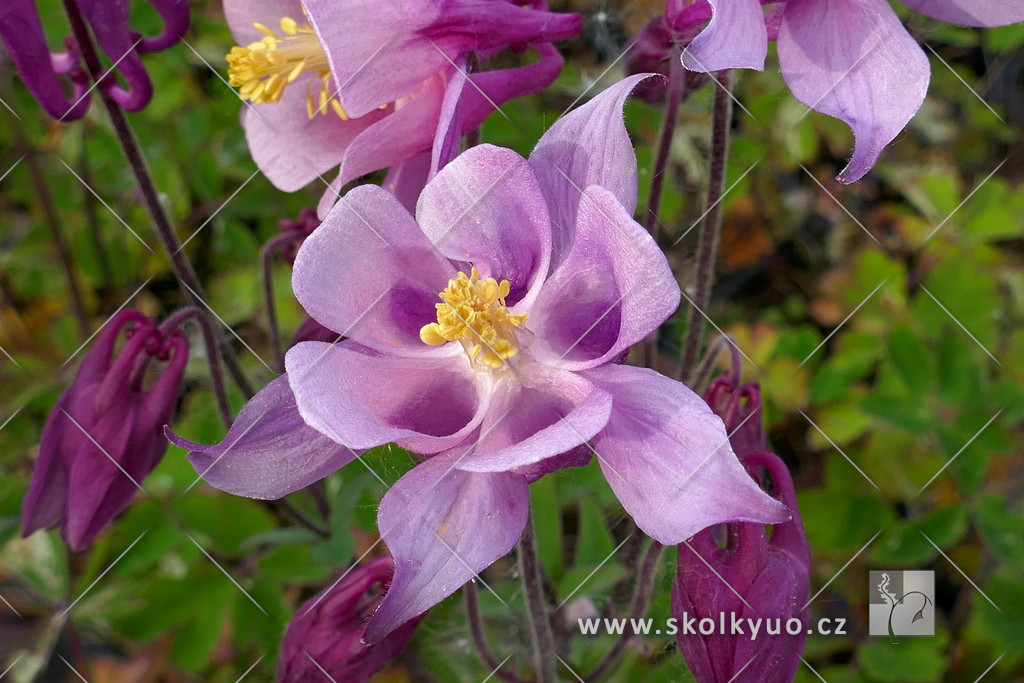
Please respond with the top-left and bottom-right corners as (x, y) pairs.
(672, 452), (810, 683)
(22, 310), (188, 550)
(276, 556), (422, 683)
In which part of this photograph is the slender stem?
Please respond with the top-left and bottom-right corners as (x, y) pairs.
(685, 333), (737, 389)
(643, 49), (684, 241)
(161, 307), (234, 428)
(585, 540), (664, 682)
(265, 498), (329, 538)
(261, 233), (302, 371)
(79, 126), (113, 292)
(519, 512), (557, 682)
(11, 122), (89, 337)
(679, 73), (733, 384)
(465, 581), (525, 683)
(60, 0), (253, 399)
(309, 481), (331, 526)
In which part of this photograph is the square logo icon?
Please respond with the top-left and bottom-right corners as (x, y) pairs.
(868, 570), (935, 640)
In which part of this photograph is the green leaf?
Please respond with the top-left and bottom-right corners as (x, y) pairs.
(575, 497), (615, 566)
(888, 325), (933, 392)
(858, 628), (948, 682)
(974, 495), (1024, 566)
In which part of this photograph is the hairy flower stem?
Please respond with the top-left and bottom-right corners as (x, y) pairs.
(261, 232), (303, 370)
(640, 52), (684, 370)
(11, 121), (89, 338)
(60, 0), (253, 399)
(643, 50), (684, 241)
(519, 512), (557, 682)
(685, 333), (740, 389)
(465, 581), (525, 683)
(679, 73), (732, 383)
(161, 307), (233, 428)
(585, 540), (663, 682)
(80, 126), (114, 292)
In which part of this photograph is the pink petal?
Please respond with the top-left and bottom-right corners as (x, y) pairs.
(897, 0), (1024, 27)
(285, 341), (492, 454)
(416, 144), (552, 308)
(681, 0), (769, 72)
(169, 376), (357, 499)
(454, 364), (612, 473)
(293, 184), (454, 355)
(364, 450), (528, 642)
(240, 83), (384, 193)
(777, 0), (930, 183)
(584, 364), (790, 544)
(529, 74), (657, 264)
(529, 186), (679, 371)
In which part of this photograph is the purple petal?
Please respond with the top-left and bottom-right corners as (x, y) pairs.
(76, 0), (153, 111)
(383, 153), (432, 214)
(327, 73), (448, 209)
(454, 365), (612, 473)
(240, 84), (387, 193)
(364, 451), (528, 642)
(897, 0), (1024, 27)
(529, 186), (679, 370)
(681, 0), (768, 72)
(286, 341), (492, 454)
(777, 0), (930, 183)
(305, 0), (579, 119)
(431, 60), (467, 180)
(416, 144), (552, 307)
(584, 364), (790, 544)
(21, 394), (72, 535)
(167, 375), (356, 499)
(460, 43), (566, 133)
(294, 184), (454, 355)
(137, 0), (191, 52)
(529, 74), (656, 264)
(0, 0), (91, 120)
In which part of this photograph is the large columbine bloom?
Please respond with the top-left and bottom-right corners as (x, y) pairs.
(223, 0), (581, 211)
(681, 0), (1024, 182)
(171, 75), (788, 641)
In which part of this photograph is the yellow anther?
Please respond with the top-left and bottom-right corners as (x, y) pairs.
(226, 17), (350, 120)
(420, 267), (528, 371)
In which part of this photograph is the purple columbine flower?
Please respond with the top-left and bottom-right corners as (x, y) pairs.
(222, 0), (582, 212)
(22, 310), (188, 550)
(678, 0), (1024, 183)
(672, 451), (810, 683)
(0, 0), (190, 120)
(171, 74), (789, 642)
(276, 556), (421, 682)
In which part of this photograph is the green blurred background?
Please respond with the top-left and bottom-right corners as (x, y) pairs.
(1, 0), (1022, 680)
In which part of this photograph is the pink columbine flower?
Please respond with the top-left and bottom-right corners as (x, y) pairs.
(171, 74), (789, 642)
(222, 0), (582, 212)
(0, 0), (189, 119)
(23, 310), (188, 550)
(276, 556), (421, 682)
(673, 0), (1024, 183)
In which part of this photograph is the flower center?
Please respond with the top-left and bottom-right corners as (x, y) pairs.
(420, 267), (528, 370)
(226, 17), (348, 119)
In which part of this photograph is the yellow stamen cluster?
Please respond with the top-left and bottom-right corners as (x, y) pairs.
(420, 268), (528, 370)
(226, 17), (349, 119)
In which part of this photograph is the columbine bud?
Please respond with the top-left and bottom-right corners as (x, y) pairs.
(623, 0), (709, 104)
(672, 451), (810, 683)
(703, 374), (765, 459)
(276, 556), (421, 683)
(0, 0), (190, 119)
(22, 310), (188, 550)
